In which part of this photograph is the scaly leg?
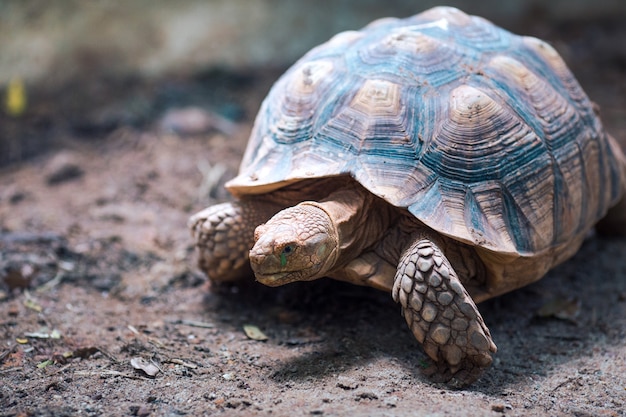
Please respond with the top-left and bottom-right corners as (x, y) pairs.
(596, 193), (626, 237)
(392, 238), (497, 387)
(597, 137), (626, 236)
(189, 199), (283, 281)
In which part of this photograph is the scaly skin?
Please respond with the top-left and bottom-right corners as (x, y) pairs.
(393, 237), (497, 387)
(249, 185), (394, 286)
(188, 199), (283, 281)
(250, 203), (339, 286)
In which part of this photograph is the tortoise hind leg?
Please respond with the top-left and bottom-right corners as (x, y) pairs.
(189, 199), (283, 281)
(597, 139), (626, 236)
(596, 193), (626, 236)
(392, 238), (496, 387)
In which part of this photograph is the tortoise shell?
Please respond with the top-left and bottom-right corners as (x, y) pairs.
(227, 6), (624, 258)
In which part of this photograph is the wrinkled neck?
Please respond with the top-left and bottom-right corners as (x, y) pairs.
(299, 185), (395, 270)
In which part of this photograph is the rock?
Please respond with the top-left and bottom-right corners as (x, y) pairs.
(45, 152), (84, 185)
(160, 107), (237, 136)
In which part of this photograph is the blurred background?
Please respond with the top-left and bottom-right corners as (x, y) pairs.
(1, 0), (625, 165)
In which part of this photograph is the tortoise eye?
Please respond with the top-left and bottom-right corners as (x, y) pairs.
(280, 244), (296, 267)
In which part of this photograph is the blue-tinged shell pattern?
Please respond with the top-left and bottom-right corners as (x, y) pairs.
(227, 6), (624, 258)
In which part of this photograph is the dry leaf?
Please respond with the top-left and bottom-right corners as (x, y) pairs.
(5, 77), (27, 116)
(24, 328), (62, 339)
(173, 319), (214, 328)
(243, 324), (268, 341)
(37, 359), (54, 369)
(130, 357), (160, 377)
(23, 298), (42, 313)
(536, 297), (581, 321)
(72, 346), (100, 359)
(168, 358), (198, 369)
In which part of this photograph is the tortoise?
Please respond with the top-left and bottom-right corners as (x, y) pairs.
(189, 6), (626, 385)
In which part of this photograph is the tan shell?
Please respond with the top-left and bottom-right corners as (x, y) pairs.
(227, 7), (624, 264)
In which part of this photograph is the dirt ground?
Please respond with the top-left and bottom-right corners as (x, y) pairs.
(1, 17), (626, 417)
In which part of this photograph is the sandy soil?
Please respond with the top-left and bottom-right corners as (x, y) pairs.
(1, 17), (626, 417)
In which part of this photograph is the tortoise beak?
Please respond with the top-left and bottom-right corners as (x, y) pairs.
(250, 236), (288, 285)
(249, 250), (296, 286)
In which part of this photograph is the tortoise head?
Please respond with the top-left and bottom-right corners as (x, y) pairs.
(249, 203), (339, 286)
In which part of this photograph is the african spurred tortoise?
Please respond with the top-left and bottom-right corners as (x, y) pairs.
(190, 6), (626, 385)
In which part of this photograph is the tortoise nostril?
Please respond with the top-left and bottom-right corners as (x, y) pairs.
(249, 249), (265, 265)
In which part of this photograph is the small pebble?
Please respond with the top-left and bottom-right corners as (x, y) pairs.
(491, 403), (512, 412)
(336, 376), (359, 390)
(45, 152), (84, 185)
(160, 107), (236, 136)
(356, 391), (378, 400)
(136, 405), (151, 417)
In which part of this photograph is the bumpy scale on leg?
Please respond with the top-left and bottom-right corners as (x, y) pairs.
(189, 200), (282, 281)
(392, 238), (497, 387)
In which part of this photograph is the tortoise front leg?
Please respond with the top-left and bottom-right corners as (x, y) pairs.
(393, 238), (497, 387)
(189, 199), (283, 282)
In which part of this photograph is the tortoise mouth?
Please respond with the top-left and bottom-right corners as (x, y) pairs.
(254, 271), (299, 287)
